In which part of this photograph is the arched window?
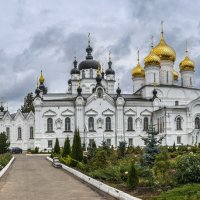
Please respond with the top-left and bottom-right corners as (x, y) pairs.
(30, 127), (34, 139)
(47, 118), (53, 132)
(195, 117), (200, 129)
(143, 117), (148, 131)
(18, 127), (22, 140)
(176, 117), (182, 130)
(90, 69), (93, 78)
(128, 117), (133, 131)
(88, 117), (94, 131)
(106, 117), (111, 131)
(65, 117), (71, 131)
(82, 70), (85, 78)
(97, 88), (103, 98)
(6, 127), (10, 140)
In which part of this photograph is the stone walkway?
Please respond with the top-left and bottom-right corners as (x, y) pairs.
(0, 154), (112, 200)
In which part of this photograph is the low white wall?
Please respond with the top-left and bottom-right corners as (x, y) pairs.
(0, 156), (15, 178)
(47, 157), (141, 200)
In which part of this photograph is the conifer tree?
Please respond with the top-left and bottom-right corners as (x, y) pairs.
(62, 137), (71, 157)
(71, 129), (83, 161)
(141, 125), (164, 166)
(127, 161), (139, 188)
(54, 138), (60, 154)
(0, 132), (10, 154)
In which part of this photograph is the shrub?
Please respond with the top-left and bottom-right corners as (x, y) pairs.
(0, 153), (12, 170)
(34, 147), (39, 154)
(60, 155), (72, 166)
(54, 138), (60, 154)
(91, 149), (108, 169)
(127, 162), (139, 188)
(176, 154), (200, 184)
(62, 137), (71, 157)
(118, 141), (126, 158)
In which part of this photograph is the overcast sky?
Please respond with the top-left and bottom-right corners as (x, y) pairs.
(0, 0), (200, 112)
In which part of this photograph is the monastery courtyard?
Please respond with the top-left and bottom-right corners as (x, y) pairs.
(0, 155), (113, 200)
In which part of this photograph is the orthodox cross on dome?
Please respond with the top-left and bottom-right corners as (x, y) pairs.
(137, 50), (140, 64)
(185, 40), (188, 56)
(109, 51), (111, 61)
(161, 20), (164, 37)
(151, 35), (154, 49)
(88, 33), (90, 46)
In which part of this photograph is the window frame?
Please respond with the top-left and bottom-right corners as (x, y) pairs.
(176, 117), (182, 130)
(143, 117), (149, 131)
(105, 117), (111, 131)
(127, 117), (133, 131)
(195, 117), (200, 129)
(88, 117), (94, 131)
(30, 126), (34, 139)
(47, 118), (53, 132)
(65, 117), (71, 131)
(18, 127), (22, 140)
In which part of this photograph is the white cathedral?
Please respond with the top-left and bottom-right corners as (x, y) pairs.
(0, 28), (200, 151)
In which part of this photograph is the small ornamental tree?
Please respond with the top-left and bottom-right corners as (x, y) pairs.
(127, 162), (139, 188)
(62, 137), (71, 157)
(141, 125), (164, 166)
(0, 132), (10, 154)
(71, 129), (83, 161)
(118, 141), (127, 158)
(54, 138), (60, 154)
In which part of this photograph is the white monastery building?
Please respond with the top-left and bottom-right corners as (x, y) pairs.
(0, 28), (200, 151)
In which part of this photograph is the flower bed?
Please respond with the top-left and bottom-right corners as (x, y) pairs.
(0, 153), (12, 170)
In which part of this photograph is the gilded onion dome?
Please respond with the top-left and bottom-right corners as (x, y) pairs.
(152, 23), (176, 62)
(173, 69), (178, 81)
(144, 38), (161, 67)
(132, 51), (145, 78)
(179, 45), (195, 71)
(39, 70), (45, 84)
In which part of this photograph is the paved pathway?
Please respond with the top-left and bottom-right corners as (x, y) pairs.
(0, 154), (112, 200)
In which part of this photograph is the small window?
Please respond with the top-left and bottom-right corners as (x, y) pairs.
(30, 127), (34, 139)
(195, 117), (200, 129)
(97, 88), (103, 98)
(47, 118), (53, 132)
(65, 117), (71, 131)
(128, 117), (133, 131)
(175, 101), (179, 106)
(48, 140), (53, 148)
(106, 117), (111, 131)
(18, 127), (22, 140)
(154, 73), (156, 83)
(176, 117), (182, 130)
(167, 71), (169, 83)
(128, 138), (133, 147)
(157, 118), (160, 133)
(190, 77), (192, 86)
(82, 70), (85, 78)
(106, 139), (111, 146)
(89, 139), (94, 148)
(177, 136), (181, 144)
(90, 69), (93, 78)
(6, 127), (10, 140)
(88, 117), (94, 131)
(143, 117), (149, 131)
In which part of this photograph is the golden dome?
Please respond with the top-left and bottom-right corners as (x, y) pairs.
(152, 34), (176, 62)
(132, 63), (145, 78)
(173, 69), (178, 81)
(39, 70), (45, 84)
(144, 50), (161, 67)
(132, 50), (145, 78)
(179, 48), (195, 71)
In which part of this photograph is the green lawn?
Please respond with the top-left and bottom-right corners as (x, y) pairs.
(153, 184), (200, 200)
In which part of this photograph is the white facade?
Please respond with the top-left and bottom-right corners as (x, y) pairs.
(1, 39), (200, 151)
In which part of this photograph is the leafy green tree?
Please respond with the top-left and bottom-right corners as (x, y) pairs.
(53, 138), (60, 154)
(71, 129), (83, 161)
(0, 132), (10, 154)
(141, 125), (164, 166)
(62, 137), (71, 157)
(176, 154), (200, 184)
(21, 92), (35, 113)
(127, 162), (139, 188)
